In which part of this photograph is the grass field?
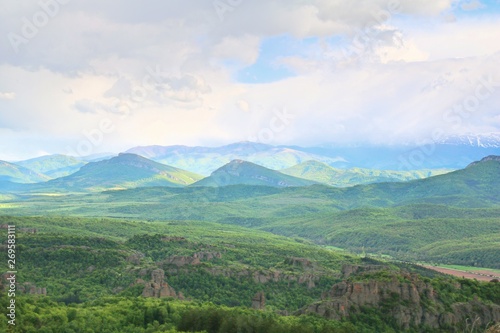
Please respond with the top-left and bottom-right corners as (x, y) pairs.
(420, 264), (500, 282)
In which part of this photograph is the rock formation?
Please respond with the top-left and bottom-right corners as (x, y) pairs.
(252, 292), (266, 310)
(285, 257), (314, 269)
(19, 283), (47, 295)
(301, 265), (500, 331)
(0, 273), (46, 295)
(164, 252), (222, 267)
(141, 269), (177, 298)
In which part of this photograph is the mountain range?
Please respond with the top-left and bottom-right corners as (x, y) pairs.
(43, 153), (203, 191)
(1, 155), (498, 268)
(281, 160), (451, 187)
(17, 154), (87, 178)
(125, 142), (346, 175)
(127, 138), (500, 171)
(2, 140), (500, 190)
(0, 160), (49, 183)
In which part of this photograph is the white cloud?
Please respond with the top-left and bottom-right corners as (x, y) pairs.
(0, 0), (499, 159)
(460, 0), (485, 11)
(0, 92), (16, 100)
(385, 17), (500, 62)
(212, 35), (261, 66)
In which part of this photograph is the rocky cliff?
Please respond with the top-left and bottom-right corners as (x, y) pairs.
(140, 269), (182, 299)
(301, 265), (500, 331)
(252, 292), (266, 310)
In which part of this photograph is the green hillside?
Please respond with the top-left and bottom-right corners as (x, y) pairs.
(281, 160), (452, 187)
(0, 158), (499, 268)
(192, 159), (318, 187)
(0, 216), (356, 310)
(127, 142), (345, 175)
(17, 154), (87, 178)
(0, 160), (49, 183)
(45, 153), (203, 191)
(257, 205), (500, 268)
(1, 216), (498, 333)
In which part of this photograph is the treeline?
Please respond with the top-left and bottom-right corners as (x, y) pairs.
(0, 296), (361, 333)
(0, 218), (349, 310)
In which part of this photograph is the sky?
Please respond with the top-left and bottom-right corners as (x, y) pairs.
(0, 0), (500, 160)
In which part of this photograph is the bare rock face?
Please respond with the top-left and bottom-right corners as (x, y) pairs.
(0, 274), (46, 296)
(341, 264), (386, 279)
(252, 292), (266, 310)
(448, 300), (500, 328)
(302, 266), (500, 331)
(142, 269), (177, 298)
(285, 257), (314, 269)
(164, 252), (222, 267)
(126, 252), (145, 265)
(203, 267), (319, 288)
(19, 282), (47, 296)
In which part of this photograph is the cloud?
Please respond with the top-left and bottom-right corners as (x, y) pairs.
(212, 35), (261, 66)
(0, 0), (458, 73)
(0, 92), (16, 100)
(74, 100), (98, 114)
(0, 1), (499, 159)
(460, 0), (485, 11)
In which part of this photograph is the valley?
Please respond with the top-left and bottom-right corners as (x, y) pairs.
(0, 145), (499, 332)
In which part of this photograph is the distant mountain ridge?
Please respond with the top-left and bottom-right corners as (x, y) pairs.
(438, 133), (500, 148)
(126, 142), (345, 175)
(126, 140), (500, 172)
(0, 160), (49, 183)
(466, 155), (500, 167)
(281, 160), (452, 187)
(17, 154), (87, 178)
(192, 159), (317, 187)
(45, 153), (203, 191)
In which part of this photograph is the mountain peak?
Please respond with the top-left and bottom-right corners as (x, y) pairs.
(466, 155), (500, 168)
(228, 159), (246, 164)
(192, 159), (316, 188)
(48, 154), (203, 190)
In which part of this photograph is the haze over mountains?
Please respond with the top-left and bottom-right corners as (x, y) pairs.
(0, 160), (49, 183)
(1, 141), (499, 190)
(125, 142), (346, 175)
(17, 154), (87, 178)
(43, 153), (203, 191)
(126, 138), (500, 173)
(2, 155), (499, 269)
(281, 160), (451, 187)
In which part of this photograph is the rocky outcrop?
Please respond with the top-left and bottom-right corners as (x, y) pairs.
(447, 300), (500, 329)
(0, 274), (46, 295)
(285, 257), (314, 269)
(252, 292), (266, 310)
(126, 252), (145, 265)
(203, 267), (319, 288)
(341, 264), (386, 278)
(301, 266), (500, 331)
(18, 282), (47, 295)
(467, 155), (500, 167)
(141, 269), (177, 298)
(164, 252), (222, 267)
